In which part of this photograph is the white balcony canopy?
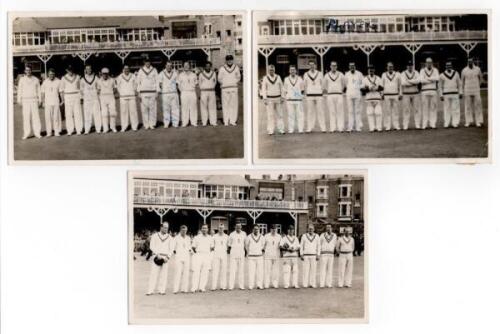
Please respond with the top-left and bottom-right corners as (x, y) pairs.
(201, 175), (252, 188)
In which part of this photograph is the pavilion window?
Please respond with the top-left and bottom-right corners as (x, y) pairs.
(308, 20), (315, 34)
(301, 20), (308, 35)
(286, 20), (292, 35)
(315, 20), (322, 34)
(293, 20), (300, 35)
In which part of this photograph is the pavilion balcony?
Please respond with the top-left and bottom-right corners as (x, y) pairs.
(12, 37), (222, 56)
(134, 195), (309, 211)
(257, 30), (487, 47)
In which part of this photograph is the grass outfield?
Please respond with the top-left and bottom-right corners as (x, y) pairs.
(12, 87), (244, 160)
(131, 253), (365, 320)
(258, 90), (488, 159)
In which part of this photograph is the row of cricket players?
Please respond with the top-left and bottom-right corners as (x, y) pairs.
(262, 57), (484, 134)
(16, 55), (241, 139)
(146, 222), (356, 295)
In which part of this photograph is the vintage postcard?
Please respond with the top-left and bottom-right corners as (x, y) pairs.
(8, 11), (247, 164)
(128, 170), (368, 324)
(252, 10), (490, 163)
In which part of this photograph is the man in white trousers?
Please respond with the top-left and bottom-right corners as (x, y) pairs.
(440, 61), (463, 128)
(136, 57), (159, 129)
(344, 62), (364, 132)
(323, 61), (345, 132)
(300, 224), (320, 288)
(283, 65), (305, 133)
(177, 61), (198, 127)
(146, 222), (173, 295)
(319, 224), (337, 288)
(337, 229), (355, 288)
(280, 225), (300, 289)
(17, 65), (42, 139)
(262, 65), (284, 135)
(245, 225), (265, 290)
(228, 223), (247, 290)
(116, 65), (138, 132)
(362, 65), (384, 132)
(211, 223), (229, 291)
(419, 57), (440, 129)
(96, 68), (117, 133)
(304, 60), (325, 132)
(218, 55), (241, 126)
(41, 68), (61, 137)
(59, 65), (83, 136)
(400, 61), (421, 130)
(80, 65), (102, 134)
(381, 62), (402, 131)
(263, 224), (282, 289)
(461, 58), (484, 127)
(198, 61), (218, 126)
(191, 224), (214, 293)
(158, 61), (180, 128)
(172, 225), (192, 294)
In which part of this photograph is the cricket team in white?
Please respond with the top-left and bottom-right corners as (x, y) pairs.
(262, 57), (484, 134)
(146, 222), (356, 295)
(16, 55), (241, 139)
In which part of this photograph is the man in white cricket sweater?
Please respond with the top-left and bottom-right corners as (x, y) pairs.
(172, 225), (192, 294)
(263, 224), (282, 289)
(400, 61), (421, 130)
(59, 65), (83, 136)
(211, 223), (229, 291)
(304, 60), (325, 132)
(245, 225), (265, 290)
(336, 228), (355, 288)
(228, 223), (247, 290)
(177, 62), (198, 127)
(191, 225), (214, 293)
(280, 225), (300, 289)
(41, 68), (62, 137)
(461, 58), (484, 127)
(146, 222), (173, 295)
(419, 57), (440, 129)
(136, 57), (159, 129)
(17, 65), (42, 139)
(116, 65), (138, 132)
(96, 68), (117, 133)
(319, 224), (337, 288)
(300, 224), (320, 288)
(198, 61), (218, 126)
(323, 61), (345, 132)
(439, 61), (463, 128)
(381, 62), (402, 131)
(262, 65), (284, 135)
(218, 55), (241, 126)
(344, 62), (364, 132)
(362, 65), (384, 132)
(158, 61), (180, 128)
(80, 65), (102, 134)
(283, 65), (305, 133)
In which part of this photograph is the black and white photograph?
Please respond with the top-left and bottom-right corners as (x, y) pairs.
(253, 10), (490, 162)
(8, 12), (246, 162)
(129, 171), (367, 323)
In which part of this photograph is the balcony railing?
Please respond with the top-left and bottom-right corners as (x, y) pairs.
(258, 30), (487, 45)
(12, 37), (221, 54)
(134, 195), (309, 210)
